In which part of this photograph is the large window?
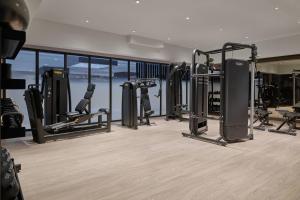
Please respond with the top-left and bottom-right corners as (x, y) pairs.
(145, 63), (161, 116)
(112, 60), (128, 120)
(5, 48), (168, 131)
(129, 61), (137, 80)
(130, 62), (161, 116)
(182, 72), (189, 112)
(6, 50), (36, 128)
(161, 64), (168, 115)
(67, 55), (89, 112)
(90, 57), (110, 122)
(39, 52), (64, 86)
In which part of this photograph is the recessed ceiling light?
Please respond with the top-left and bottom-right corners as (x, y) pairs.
(245, 36), (249, 39)
(85, 19), (89, 23)
(167, 37), (171, 41)
(135, 0), (141, 4)
(186, 17), (190, 21)
(132, 30), (136, 33)
(274, 7), (279, 10)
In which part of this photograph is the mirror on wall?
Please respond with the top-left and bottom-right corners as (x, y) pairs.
(257, 58), (300, 107)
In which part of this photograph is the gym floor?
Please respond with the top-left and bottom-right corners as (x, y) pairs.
(3, 118), (300, 200)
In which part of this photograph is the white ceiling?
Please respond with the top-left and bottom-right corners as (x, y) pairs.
(34, 0), (300, 50)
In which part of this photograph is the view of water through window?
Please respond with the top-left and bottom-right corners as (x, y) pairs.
(7, 49), (175, 128)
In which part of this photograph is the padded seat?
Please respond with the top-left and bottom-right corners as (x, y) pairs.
(145, 110), (154, 116)
(75, 99), (89, 114)
(283, 112), (300, 119)
(255, 108), (272, 116)
(65, 84), (96, 120)
(276, 110), (300, 119)
(66, 112), (84, 119)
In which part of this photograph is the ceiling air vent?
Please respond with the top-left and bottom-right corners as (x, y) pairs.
(127, 35), (165, 49)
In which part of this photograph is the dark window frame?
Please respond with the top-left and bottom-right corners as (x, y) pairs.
(18, 47), (169, 123)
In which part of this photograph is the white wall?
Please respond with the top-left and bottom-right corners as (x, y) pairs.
(26, 18), (300, 64)
(205, 35), (300, 66)
(257, 34), (300, 58)
(26, 18), (192, 63)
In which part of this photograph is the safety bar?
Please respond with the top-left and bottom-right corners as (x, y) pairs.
(221, 42), (257, 66)
(206, 46), (245, 55)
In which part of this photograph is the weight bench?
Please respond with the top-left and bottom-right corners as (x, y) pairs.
(268, 104), (300, 136)
(253, 108), (273, 131)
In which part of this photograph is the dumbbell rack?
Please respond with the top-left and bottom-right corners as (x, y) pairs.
(1, 27), (26, 139)
(1, 60), (26, 139)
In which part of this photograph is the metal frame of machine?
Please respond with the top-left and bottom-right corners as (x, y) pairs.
(292, 69), (300, 106)
(182, 42), (257, 146)
(165, 62), (189, 121)
(121, 78), (157, 129)
(24, 83), (111, 144)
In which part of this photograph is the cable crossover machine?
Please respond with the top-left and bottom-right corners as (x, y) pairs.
(165, 62), (190, 121)
(121, 78), (157, 129)
(182, 42), (257, 146)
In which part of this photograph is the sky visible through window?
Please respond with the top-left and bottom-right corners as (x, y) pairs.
(6, 50), (183, 128)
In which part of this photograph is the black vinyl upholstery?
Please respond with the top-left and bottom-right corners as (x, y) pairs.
(84, 84), (95, 99)
(73, 84), (95, 114)
(31, 87), (44, 118)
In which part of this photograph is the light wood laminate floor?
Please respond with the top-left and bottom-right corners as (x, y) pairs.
(2, 118), (300, 200)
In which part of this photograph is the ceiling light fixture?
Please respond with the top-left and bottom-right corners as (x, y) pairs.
(186, 17), (190, 21)
(167, 37), (171, 41)
(85, 19), (89, 23)
(132, 30), (136, 33)
(135, 0), (140, 4)
(245, 36), (249, 39)
(274, 7), (279, 10)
